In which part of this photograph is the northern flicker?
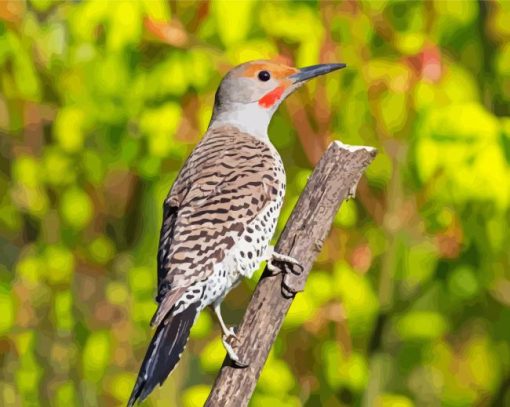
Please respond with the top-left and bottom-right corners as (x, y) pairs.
(127, 60), (346, 406)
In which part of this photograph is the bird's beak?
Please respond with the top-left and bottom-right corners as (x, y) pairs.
(290, 63), (347, 84)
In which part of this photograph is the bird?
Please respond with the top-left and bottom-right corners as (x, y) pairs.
(127, 59), (346, 406)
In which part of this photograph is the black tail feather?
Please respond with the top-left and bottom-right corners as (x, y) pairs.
(127, 303), (198, 406)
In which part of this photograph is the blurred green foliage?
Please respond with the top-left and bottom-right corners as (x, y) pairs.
(1, 0), (510, 406)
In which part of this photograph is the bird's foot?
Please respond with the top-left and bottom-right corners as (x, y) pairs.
(213, 303), (239, 340)
(268, 252), (303, 272)
(266, 248), (305, 298)
(223, 325), (238, 340)
(222, 333), (248, 368)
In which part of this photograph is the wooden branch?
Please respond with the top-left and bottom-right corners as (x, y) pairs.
(205, 141), (377, 406)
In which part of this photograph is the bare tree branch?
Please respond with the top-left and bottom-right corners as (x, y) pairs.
(205, 141), (377, 407)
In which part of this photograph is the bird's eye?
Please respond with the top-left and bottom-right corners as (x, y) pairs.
(258, 71), (271, 82)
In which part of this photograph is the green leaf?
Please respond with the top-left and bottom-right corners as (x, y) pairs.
(396, 311), (448, 340)
(60, 187), (93, 230)
(365, 151), (393, 188)
(140, 102), (182, 158)
(380, 91), (407, 133)
(82, 331), (111, 381)
(378, 394), (414, 407)
(43, 148), (76, 186)
(415, 103), (509, 209)
(53, 107), (86, 153)
(284, 289), (316, 328)
(333, 262), (379, 336)
(306, 271), (334, 306)
(55, 382), (77, 407)
(398, 242), (438, 289)
(44, 245), (75, 284)
(107, 373), (135, 403)
(322, 341), (368, 391)
(16, 254), (43, 284)
(107, 1), (142, 51)
(199, 338), (225, 373)
(7, 32), (41, 100)
(106, 281), (129, 306)
(190, 311), (212, 339)
(128, 266), (153, 295)
(141, 0), (171, 22)
(81, 151), (105, 185)
(182, 385), (210, 407)
(54, 291), (73, 332)
(213, 0), (256, 47)
(13, 156), (42, 188)
(88, 236), (115, 264)
(447, 266), (479, 300)
(0, 287), (14, 334)
(335, 199), (358, 228)
(258, 358), (295, 394)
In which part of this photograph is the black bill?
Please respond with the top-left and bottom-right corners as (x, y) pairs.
(290, 63), (347, 83)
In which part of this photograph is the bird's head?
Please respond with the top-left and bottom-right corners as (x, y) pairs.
(211, 60), (346, 139)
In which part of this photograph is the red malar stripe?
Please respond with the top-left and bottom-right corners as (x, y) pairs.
(258, 86), (285, 108)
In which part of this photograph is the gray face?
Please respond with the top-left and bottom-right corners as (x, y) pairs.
(209, 60), (346, 138)
(214, 63), (287, 107)
(213, 60), (346, 112)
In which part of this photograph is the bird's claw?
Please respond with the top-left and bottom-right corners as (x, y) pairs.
(267, 252), (303, 274)
(267, 251), (305, 298)
(222, 334), (248, 368)
(224, 326), (239, 341)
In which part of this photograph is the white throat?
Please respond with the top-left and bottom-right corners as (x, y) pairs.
(209, 101), (274, 140)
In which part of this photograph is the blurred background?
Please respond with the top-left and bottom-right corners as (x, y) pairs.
(1, 0), (510, 406)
